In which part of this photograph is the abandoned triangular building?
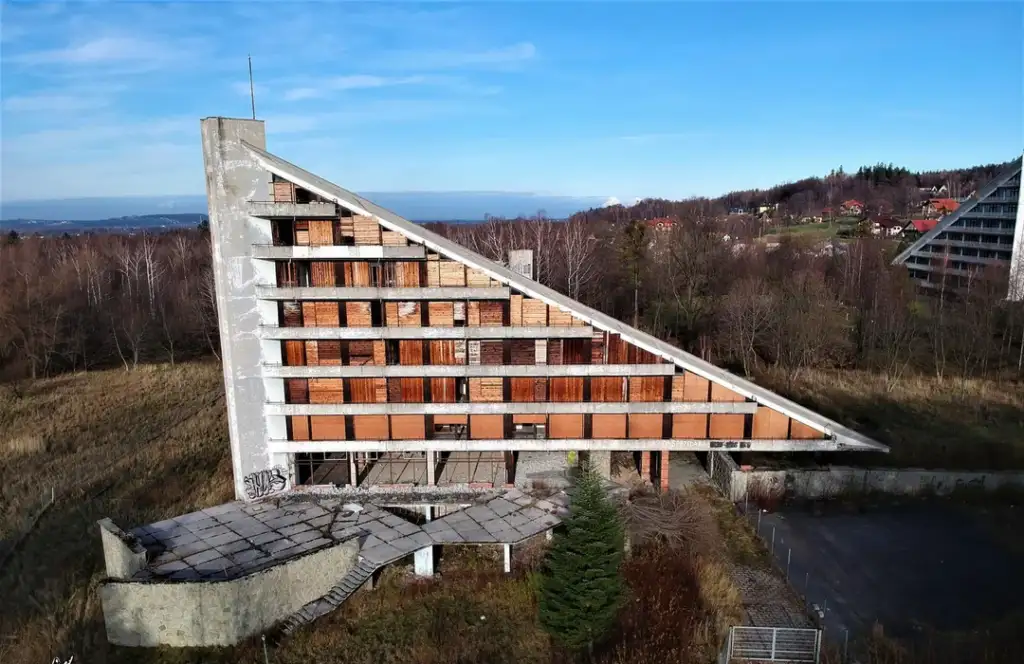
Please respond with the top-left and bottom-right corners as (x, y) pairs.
(893, 156), (1024, 296)
(200, 117), (886, 501)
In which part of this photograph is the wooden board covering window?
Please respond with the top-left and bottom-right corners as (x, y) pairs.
(509, 295), (523, 326)
(710, 383), (744, 403)
(273, 181), (295, 202)
(386, 302), (420, 327)
(510, 339), (535, 365)
(349, 378), (387, 403)
(709, 414), (745, 439)
(606, 334), (628, 364)
(510, 378), (544, 403)
(790, 420), (823, 440)
(391, 415), (425, 440)
(399, 340), (423, 365)
(309, 378), (344, 404)
(348, 340), (375, 366)
(467, 340), (481, 365)
(470, 415), (503, 439)
(430, 378), (457, 403)
(593, 414), (626, 439)
(284, 341), (305, 366)
(548, 306), (572, 327)
(395, 262), (420, 287)
(308, 221), (334, 246)
(285, 378), (308, 404)
(345, 302), (372, 327)
(752, 407), (790, 439)
(310, 262), (337, 286)
(310, 415), (346, 440)
(438, 261), (466, 286)
(629, 376), (665, 402)
(547, 340), (563, 365)
(479, 301), (504, 325)
(435, 414), (468, 425)
(315, 302), (340, 326)
(381, 230), (408, 246)
(295, 221), (310, 246)
(318, 341), (342, 365)
(302, 302), (318, 327)
(549, 377), (583, 402)
(428, 302), (455, 327)
(590, 377), (625, 402)
(466, 267), (491, 287)
(353, 415), (389, 440)
(388, 378), (424, 403)
(346, 262), (371, 287)
(290, 415), (310, 441)
(591, 331), (606, 364)
(629, 414), (663, 439)
(479, 341), (503, 366)
(563, 339), (590, 364)
(430, 340), (458, 365)
(352, 216), (381, 245)
(673, 373), (710, 402)
(672, 414), (708, 438)
(549, 414), (583, 439)
(513, 414), (547, 424)
(521, 299), (547, 326)
(467, 302), (481, 326)
(304, 341), (320, 366)
(629, 345), (659, 364)
(282, 301), (303, 327)
(468, 377), (503, 402)
(277, 262), (300, 288)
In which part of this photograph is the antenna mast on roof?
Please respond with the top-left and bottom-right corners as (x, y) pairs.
(248, 54), (256, 120)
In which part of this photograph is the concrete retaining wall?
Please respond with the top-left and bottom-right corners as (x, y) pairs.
(99, 538), (359, 647)
(729, 466), (1024, 503)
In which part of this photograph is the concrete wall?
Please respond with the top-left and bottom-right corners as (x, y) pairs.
(200, 117), (278, 500)
(100, 538), (359, 647)
(730, 466), (1024, 502)
(98, 518), (148, 579)
(516, 451), (573, 490)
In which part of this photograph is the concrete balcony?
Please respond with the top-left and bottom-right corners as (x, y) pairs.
(261, 363), (675, 378)
(258, 325), (593, 340)
(264, 401), (758, 415)
(252, 245), (426, 260)
(267, 437), (838, 453)
(247, 201), (337, 218)
(256, 286), (510, 301)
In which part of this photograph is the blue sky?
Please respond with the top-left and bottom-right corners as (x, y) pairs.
(2, 1), (1022, 204)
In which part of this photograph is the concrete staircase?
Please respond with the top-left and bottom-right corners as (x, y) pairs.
(280, 558), (379, 636)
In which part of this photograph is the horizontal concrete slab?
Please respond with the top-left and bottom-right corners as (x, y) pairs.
(248, 201), (337, 218)
(265, 401), (757, 415)
(262, 363), (676, 378)
(268, 438), (840, 452)
(256, 286), (510, 301)
(252, 245), (426, 260)
(259, 326), (593, 340)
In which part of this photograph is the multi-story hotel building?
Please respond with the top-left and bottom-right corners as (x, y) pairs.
(200, 117), (886, 501)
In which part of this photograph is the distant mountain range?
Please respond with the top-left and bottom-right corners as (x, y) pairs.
(0, 192), (608, 234)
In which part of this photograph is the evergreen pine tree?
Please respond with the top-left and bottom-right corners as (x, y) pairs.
(538, 462), (625, 655)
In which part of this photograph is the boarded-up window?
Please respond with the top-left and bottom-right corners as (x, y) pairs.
(629, 344), (658, 364)
(521, 299), (547, 326)
(283, 340), (305, 366)
(295, 220), (310, 246)
(673, 373), (709, 402)
(308, 220), (334, 247)
(479, 301), (504, 325)
(467, 302), (481, 327)
(549, 377), (583, 402)
(591, 332), (606, 364)
(509, 294), (523, 326)
(290, 416), (310, 441)
(606, 334), (628, 364)
(592, 414), (626, 439)
(381, 230), (407, 247)
(309, 378), (344, 404)
(386, 302), (420, 327)
(470, 415), (503, 439)
(388, 378), (424, 403)
(629, 377), (665, 402)
(479, 341), (503, 366)
(347, 340), (374, 366)
(349, 378), (387, 403)
(549, 415), (583, 439)
(709, 414), (745, 439)
(345, 302), (372, 327)
(790, 420), (822, 440)
(547, 340), (563, 365)
(752, 407), (790, 439)
(391, 415), (425, 440)
(672, 414), (708, 439)
(591, 377), (625, 402)
(277, 262), (300, 287)
(510, 339), (534, 365)
(399, 341), (423, 365)
(353, 415), (388, 439)
(282, 301), (303, 327)
(563, 339), (590, 364)
(629, 414), (663, 438)
(311, 261), (338, 286)
(710, 383), (744, 403)
(345, 262), (371, 287)
(285, 379), (308, 404)
(315, 302), (340, 326)
(395, 262), (420, 287)
(469, 378), (503, 402)
(548, 306), (572, 327)
(430, 341), (458, 365)
(318, 341), (342, 365)
(273, 181), (295, 202)
(310, 416), (346, 440)
(305, 341), (320, 366)
(430, 377), (456, 403)
(352, 216), (381, 245)
(428, 302), (454, 326)
(510, 378), (544, 403)
(302, 302), (318, 327)
(439, 261), (465, 286)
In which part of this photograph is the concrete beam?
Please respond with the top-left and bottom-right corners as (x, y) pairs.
(263, 363), (675, 378)
(267, 438), (842, 453)
(256, 286), (510, 301)
(247, 201), (337, 218)
(265, 401), (757, 415)
(252, 245), (426, 260)
(259, 326), (593, 340)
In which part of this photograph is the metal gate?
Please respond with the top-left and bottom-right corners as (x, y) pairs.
(727, 626), (821, 662)
(708, 451), (734, 499)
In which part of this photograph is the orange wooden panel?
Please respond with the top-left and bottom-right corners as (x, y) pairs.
(438, 261), (465, 286)
(469, 378), (503, 402)
(399, 340), (423, 365)
(549, 414), (584, 439)
(521, 299), (547, 325)
(347, 262), (371, 286)
(428, 302), (455, 326)
(681, 373), (710, 402)
(629, 414), (663, 439)
(284, 340), (305, 366)
(310, 415), (346, 440)
(513, 414), (547, 424)
(435, 414), (468, 425)
(430, 340), (457, 365)
(479, 301), (504, 325)
(273, 181), (295, 202)
(591, 377), (625, 402)
(672, 414), (708, 438)
(430, 377), (456, 403)
(710, 383), (744, 403)
(548, 306), (572, 327)
(510, 378), (542, 403)
(302, 302), (318, 327)
(752, 407), (791, 439)
(628, 376), (664, 402)
(467, 301), (481, 326)
(349, 378), (387, 403)
(345, 302), (372, 327)
(315, 302), (340, 326)
(593, 414), (626, 439)
(790, 420), (824, 440)
(353, 415), (389, 440)
(308, 220), (334, 246)
(304, 341), (319, 366)
(390, 415), (426, 440)
(709, 414), (745, 439)
(291, 415), (310, 441)
(470, 415), (504, 439)
(549, 377), (583, 402)
(318, 341), (341, 365)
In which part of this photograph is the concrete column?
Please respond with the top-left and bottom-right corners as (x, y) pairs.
(503, 543), (512, 574)
(349, 454), (357, 488)
(414, 505), (435, 577)
(660, 450), (671, 491)
(589, 450), (612, 481)
(546, 529), (553, 542)
(640, 451), (652, 483)
(426, 451), (436, 486)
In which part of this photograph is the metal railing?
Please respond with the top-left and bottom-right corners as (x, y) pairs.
(727, 626), (821, 662)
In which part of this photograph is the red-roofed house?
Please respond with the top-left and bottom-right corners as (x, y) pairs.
(645, 217), (675, 232)
(841, 199), (864, 215)
(923, 198), (960, 217)
(910, 219), (938, 234)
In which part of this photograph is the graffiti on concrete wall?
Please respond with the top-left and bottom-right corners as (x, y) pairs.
(243, 467), (287, 500)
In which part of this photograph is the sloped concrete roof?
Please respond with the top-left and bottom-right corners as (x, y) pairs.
(242, 140), (887, 453)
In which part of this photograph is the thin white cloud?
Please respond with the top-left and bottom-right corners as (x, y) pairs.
(376, 42), (537, 70)
(283, 75), (429, 101)
(16, 36), (167, 65)
(3, 93), (112, 113)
